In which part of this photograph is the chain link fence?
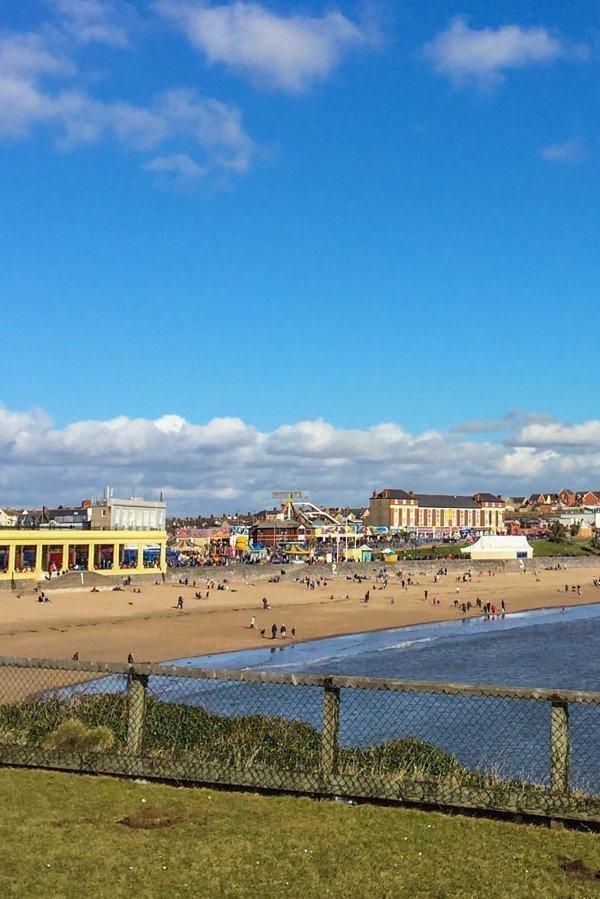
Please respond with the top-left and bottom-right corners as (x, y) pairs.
(0, 657), (598, 822)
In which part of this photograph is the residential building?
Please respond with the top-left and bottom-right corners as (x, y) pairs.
(0, 509), (18, 528)
(41, 502), (92, 530)
(369, 489), (505, 535)
(90, 495), (166, 531)
(576, 492), (600, 508)
(558, 488), (576, 507)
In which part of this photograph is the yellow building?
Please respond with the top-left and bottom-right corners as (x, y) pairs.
(0, 529), (167, 582)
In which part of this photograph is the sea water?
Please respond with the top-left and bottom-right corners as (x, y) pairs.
(68, 604), (600, 788)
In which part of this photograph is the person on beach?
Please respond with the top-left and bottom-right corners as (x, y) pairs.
(291, 627), (296, 640)
(271, 623), (278, 640)
(280, 624), (287, 639)
(127, 652), (134, 664)
(364, 590), (370, 604)
(177, 596), (184, 610)
(249, 616), (256, 629)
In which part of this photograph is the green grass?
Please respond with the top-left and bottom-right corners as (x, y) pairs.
(396, 543), (467, 560)
(1, 768), (600, 898)
(531, 539), (590, 557)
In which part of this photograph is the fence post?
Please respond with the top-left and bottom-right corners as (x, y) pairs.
(126, 672), (148, 756)
(321, 682), (340, 776)
(550, 699), (570, 793)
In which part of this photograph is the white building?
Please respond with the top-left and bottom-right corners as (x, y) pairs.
(91, 496), (166, 531)
(0, 508), (18, 528)
(461, 535), (533, 560)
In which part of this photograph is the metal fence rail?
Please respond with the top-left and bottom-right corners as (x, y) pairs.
(0, 656), (598, 823)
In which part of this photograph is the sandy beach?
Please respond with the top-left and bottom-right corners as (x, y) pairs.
(0, 565), (598, 665)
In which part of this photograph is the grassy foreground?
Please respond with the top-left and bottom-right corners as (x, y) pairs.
(1, 770), (600, 898)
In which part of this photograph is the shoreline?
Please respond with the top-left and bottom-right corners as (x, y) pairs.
(0, 565), (598, 665)
(170, 598), (600, 665)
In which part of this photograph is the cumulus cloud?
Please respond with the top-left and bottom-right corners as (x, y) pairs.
(156, 0), (375, 92)
(48, 0), (132, 47)
(515, 420), (600, 447)
(541, 136), (589, 164)
(0, 21), (256, 177)
(2, 405), (600, 514)
(423, 17), (569, 87)
(145, 152), (206, 179)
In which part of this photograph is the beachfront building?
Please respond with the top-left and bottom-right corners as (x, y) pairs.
(369, 489), (505, 537)
(249, 520), (306, 548)
(90, 494), (166, 531)
(460, 535), (533, 560)
(0, 528), (167, 582)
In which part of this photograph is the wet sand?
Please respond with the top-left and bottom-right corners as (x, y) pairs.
(0, 566), (598, 665)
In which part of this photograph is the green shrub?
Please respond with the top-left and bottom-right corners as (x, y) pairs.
(42, 717), (115, 753)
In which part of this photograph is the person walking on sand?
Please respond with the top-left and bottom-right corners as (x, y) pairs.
(271, 623), (278, 640)
(249, 616), (256, 629)
(177, 596), (184, 610)
(280, 623), (287, 639)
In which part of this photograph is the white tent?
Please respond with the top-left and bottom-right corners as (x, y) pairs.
(461, 536), (533, 560)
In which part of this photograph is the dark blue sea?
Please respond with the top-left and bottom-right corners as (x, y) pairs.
(71, 604), (600, 788)
(170, 603), (600, 690)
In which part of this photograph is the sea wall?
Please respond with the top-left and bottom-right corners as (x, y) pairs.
(3, 554), (598, 592)
(163, 555), (600, 585)
(0, 571), (164, 592)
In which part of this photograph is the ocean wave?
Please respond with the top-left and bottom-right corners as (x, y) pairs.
(379, 636), (437, 652)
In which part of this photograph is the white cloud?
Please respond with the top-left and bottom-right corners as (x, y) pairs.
(423, 17), (567, 87)
(145, 152), (206, 179)
(157, 0), (375, 92)
(515, 420), (600, 447)
(48, 0), (132, 47)
(3, 405), (600, 513)
(0, 0), (258, 181)
(0, 22), (256, 177)
(541, 136), (589, 164)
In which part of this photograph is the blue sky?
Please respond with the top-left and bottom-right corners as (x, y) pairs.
(1, 1), (600, 511)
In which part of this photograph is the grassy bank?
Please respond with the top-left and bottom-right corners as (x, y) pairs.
(1, 768), (600, 898)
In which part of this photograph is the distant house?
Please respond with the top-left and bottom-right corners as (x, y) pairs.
(42, 505), (92, 530)
(506, 496), (526, 511)
(0, 508), (18, 528)
(558, 488), (576, 507)
(577, 491), (600, 508)
(16, 509), (46, 528)
(528, 493), (558, 509)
